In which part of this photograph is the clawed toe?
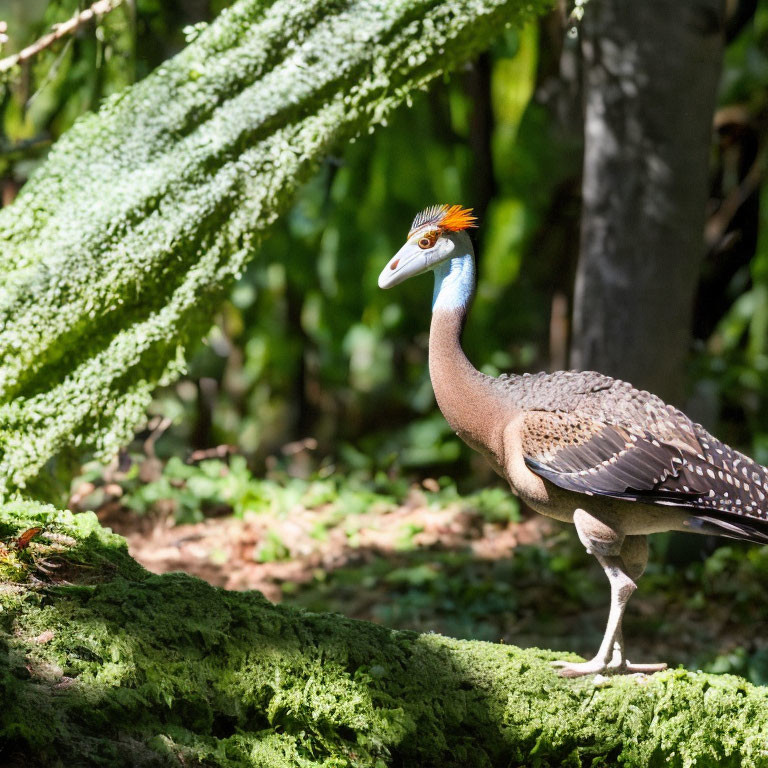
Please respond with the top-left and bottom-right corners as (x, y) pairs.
(551, 659), (609, 678)
(622, 660), (667, 674)
(552, 658), (667, 678)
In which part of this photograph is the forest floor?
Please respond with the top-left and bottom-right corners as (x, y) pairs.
(69, 453), (768, 684)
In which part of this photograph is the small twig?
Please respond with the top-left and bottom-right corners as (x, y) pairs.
(705, 150), (765, 249)
(0, 134), (52, 160)
(34, 560), (63, 576)
(144, 415), (172, 459)
(187, 444), (237, 463)
(26, 37), (74, 108)
(0, 0), (123, 74)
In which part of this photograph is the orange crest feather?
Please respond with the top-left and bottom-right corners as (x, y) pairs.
(409, 204), (477, 238)
(439, 204), (477, 232)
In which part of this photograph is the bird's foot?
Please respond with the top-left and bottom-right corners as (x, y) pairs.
(619, 660), (667, 674)
(552, 658), (667, 678)
(551, 658), (609, 678)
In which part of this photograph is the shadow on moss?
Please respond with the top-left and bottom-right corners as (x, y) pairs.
(1, 505), (768, 767)
(0, 576), (766, 764)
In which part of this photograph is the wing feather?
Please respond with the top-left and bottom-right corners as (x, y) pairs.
(507, 372), (768, 544)
(520, 412), (704, 503)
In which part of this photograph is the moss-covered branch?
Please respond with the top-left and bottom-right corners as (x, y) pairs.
(0, 0), (550, 498)
(1, 502), (767, 767)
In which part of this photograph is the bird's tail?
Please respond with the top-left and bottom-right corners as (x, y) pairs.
(686, 511), (768, 546)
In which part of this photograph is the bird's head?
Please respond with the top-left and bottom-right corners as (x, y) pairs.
(378, 204), (477, 289)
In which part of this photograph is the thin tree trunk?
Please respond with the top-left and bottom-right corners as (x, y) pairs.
(466, 52), (497, 228)
(570, 0), (725, 404)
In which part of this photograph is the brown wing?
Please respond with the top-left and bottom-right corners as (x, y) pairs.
(521, 411), (768, 544)
(521, 411), (704, 502)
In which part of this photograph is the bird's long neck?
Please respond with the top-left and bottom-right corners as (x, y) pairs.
(429, 249), (506, 457)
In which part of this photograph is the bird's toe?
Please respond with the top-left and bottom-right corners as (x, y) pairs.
(622, 660), (667, 674)
(552, 658), (667, 678)
(551, 659), (608, 678)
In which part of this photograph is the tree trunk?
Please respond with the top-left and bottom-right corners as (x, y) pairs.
(0, 0), (551, 500)
(1, 502), (767, 768)
(570, 0), (725, 404)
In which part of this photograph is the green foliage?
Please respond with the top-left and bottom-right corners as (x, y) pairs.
(0, 0), (551, 501)
(69, 460), (768, 673)
(690, 4), (768, 456)
(0, 0), (135, 172)
(89, 453), (519, 526)
(3, 500), (768, 767)
(152, 24), (570, 475)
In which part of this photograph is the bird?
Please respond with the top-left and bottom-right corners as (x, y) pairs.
(378, 203), (768, 677)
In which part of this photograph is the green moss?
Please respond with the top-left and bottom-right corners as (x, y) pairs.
(0, 502), (145, 583)
(1, 2), (764, 762)
(0, 0), (551, 500)
(1, 501), (768, 767)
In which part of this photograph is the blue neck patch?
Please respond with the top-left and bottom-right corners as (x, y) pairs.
(432, 251), (475, 312)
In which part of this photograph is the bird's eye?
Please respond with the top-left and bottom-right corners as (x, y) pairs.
(418, 236), (434, 249)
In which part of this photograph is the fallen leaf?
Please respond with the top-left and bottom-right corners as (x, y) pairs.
(17, 527), (43, 550)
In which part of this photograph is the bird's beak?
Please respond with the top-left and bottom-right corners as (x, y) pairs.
(378, 242), (428, 289)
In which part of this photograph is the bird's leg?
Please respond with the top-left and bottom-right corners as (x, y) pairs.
(602, 534), (665, 674)
(602, 535), (645, 668)
(553, 511), (667, 678)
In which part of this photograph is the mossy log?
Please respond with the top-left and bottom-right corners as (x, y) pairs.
(0, 0), (551, 499)
(2, 503), (767, 768)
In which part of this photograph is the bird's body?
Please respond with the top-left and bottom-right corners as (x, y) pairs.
(379, 204), (768, 676)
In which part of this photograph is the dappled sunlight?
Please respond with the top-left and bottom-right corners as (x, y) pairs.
(3, 501), (768, 766)
(1, 0), (767, 762)
(67, 461), (768, 682)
